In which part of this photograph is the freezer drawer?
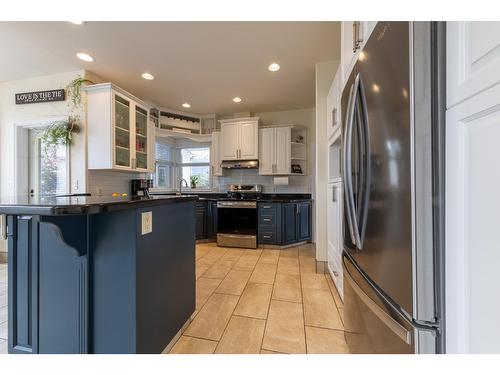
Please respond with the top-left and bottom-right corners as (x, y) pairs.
(343, 252), (415, 354)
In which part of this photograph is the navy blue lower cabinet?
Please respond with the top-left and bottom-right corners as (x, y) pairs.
(281, 203), (299, 245)
(195, 201), (207, 239)
(258, 202), (281, 245)
(297, 201), (312, 241)
(207, 201), (218, 239)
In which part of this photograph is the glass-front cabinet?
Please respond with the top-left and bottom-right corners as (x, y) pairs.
(86, 83), (153, 172)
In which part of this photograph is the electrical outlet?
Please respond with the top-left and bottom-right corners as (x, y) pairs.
(96, 187), (103, 196)
(141, 211), (153, 235)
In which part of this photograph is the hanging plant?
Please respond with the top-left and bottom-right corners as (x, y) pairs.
(66, 76), (94, 111)
(40, 116), (80, 146)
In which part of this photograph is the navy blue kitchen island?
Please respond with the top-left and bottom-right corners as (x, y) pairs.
(0, 195), (197, 354)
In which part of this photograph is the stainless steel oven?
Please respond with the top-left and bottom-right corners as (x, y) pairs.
(217, 200), (257, 249)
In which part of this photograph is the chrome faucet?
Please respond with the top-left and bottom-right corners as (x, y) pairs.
(177, 179), (188, 195)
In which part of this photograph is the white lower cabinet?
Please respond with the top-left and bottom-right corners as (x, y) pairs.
(259, 126), (291, 175)
(326, 68), (341, 141)
(327, 181), (343, 298)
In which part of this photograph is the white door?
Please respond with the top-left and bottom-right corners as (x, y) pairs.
(341, 21), (358, 83)
(274, 127), (291, 174)
(28, 128), (69, 198)
(447, 22), (500, 108)
(259, 127), (274, 175)
(220, 122), (239, 160)
(239, 121), (258, 159)
(327, 182), (343, 297)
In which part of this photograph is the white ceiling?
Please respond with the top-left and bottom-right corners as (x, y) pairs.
(0, 21), (340, 114)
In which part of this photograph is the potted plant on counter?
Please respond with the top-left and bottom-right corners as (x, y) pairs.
(190, 175), (200, 189)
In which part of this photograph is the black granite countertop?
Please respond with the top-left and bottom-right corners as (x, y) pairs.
(0, 195), (198, 216)
(151, 192), (312, 203)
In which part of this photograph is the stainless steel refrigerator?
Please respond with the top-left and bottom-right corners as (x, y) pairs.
(341, 22), (446, 354)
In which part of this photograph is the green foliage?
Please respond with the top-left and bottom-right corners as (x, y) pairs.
(66, 76), (94, 110)
(40, 117), (80, 146)
(190, 175), (200, 188)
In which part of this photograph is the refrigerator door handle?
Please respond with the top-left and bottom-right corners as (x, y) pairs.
(344, 75), (362, 248)
(344, 266), (413, 345)
(343, 81), (358, 246)
(357, 74), (371, 249)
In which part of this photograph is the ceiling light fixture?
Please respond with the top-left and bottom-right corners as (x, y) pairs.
(142, 73), (154, 80)
(268, 63), (280, 72)
(358, 52), (366, 61)
(182, 103), (191, 108)
(69, 21), (84, 25)
(372, 84), (380, 93)
(76, 52), (94, 62)
(233, 97), (242, 103)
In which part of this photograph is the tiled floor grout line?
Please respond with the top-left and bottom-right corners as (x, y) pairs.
(324, 272), (345, 325)
(259, 250), (280, 354)
(298, 245), (309, 354)
(212, 247), (263, 353)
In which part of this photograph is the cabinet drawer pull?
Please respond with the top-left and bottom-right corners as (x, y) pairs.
(263, 235), (271, 239)
(262, 205), (272, 209)
(263, 218), (271, 222)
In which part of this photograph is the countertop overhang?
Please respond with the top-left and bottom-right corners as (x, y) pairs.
(0, 195), (198, 216)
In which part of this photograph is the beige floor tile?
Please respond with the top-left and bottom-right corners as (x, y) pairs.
(303, 288), (343, 330)
(202, 260), (235, 279)
(215, 316), (265, 354)
(299, 244), (315, 258)
(185, 293), (239, 341)
(234, 283), (272, 319)
(305, 326), (348, 354)
(215, 269), (252, 295)
(197, 248), (227, 266)
(272, 274), (302, 303)
(233, 254), (259, 271)
(277, 257), (300, 276)
(220, 249), (244, 262)
(169, 336), (218, 354)
(258, 250), (280, 265)
(196, 277), (222, 309)
(242, 249), (262, 257)
(196, 246), (213, 261)
(301, 273), (329, 290)
(249, 262), (277, 284)
(262, 300), (306, 354)
(326, 275), (344, 309)
(279, 247), (299, 258)
(299, 257), (316, 274)
(260, 349), (286, 354)
(196, 265), (209, 280)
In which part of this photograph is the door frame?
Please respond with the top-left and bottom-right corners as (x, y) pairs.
(14, 116), (70, 198)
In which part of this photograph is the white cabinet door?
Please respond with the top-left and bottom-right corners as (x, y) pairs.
(220, 122), (239, 160)
(239, 121), (258, 159)
(274, 127), (291, 174)
(259, 127), (274, 175)
(341, 21), (356, 84)
(211, 132), (223, 176)
(274, 126), (292, 175)
(327, 70), (341, 140)
(446, 83), (500, 353)
(447, 22), (500, 108)
(327, 182), (343, 297)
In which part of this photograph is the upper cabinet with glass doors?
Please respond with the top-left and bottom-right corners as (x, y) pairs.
(85, 83), (153, 172)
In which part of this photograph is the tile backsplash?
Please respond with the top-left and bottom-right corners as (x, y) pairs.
(88, 170), (147, 196)
(212, 169), (311, 193)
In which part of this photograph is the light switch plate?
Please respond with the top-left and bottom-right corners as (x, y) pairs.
(141, 211), (153, 235)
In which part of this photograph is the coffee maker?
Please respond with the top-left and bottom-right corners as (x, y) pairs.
(131, 178), (153, 198)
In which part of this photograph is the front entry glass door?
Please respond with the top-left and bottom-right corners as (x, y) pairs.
(29, 128), (69, 198)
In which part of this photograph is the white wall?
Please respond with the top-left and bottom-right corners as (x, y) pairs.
(314, 60), (339, 262)
(0, 70), (87, 197)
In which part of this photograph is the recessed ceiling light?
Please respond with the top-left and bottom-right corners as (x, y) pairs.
(69, 21), (84, 25)
(233, 97), (242, 103)
(372, 84), (380, 93)
(358, 52), (366, 61)
(182, 103), (191, 108)
(142, 73), (154, 80)
(76, 52), (94, 62)
(268, 63), (280, 72)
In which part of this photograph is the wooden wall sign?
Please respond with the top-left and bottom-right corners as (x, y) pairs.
(15, 89), (66, 105)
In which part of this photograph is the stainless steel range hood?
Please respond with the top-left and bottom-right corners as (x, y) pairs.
(221, 160), (259, 169)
